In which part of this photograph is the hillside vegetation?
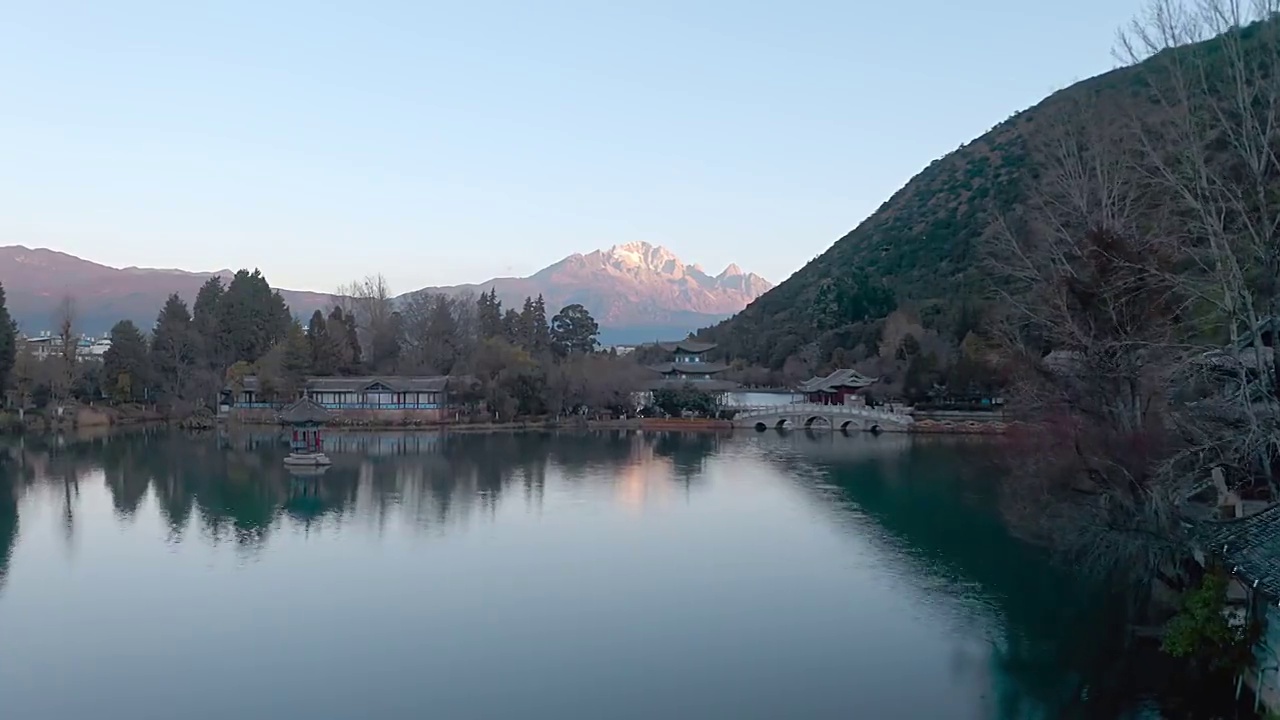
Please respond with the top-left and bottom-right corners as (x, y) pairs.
(698, 28), (1207, 370)
(700, 8), (1280, 591)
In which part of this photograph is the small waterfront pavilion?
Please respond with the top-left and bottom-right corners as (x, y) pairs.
(279, 398), (333, 466)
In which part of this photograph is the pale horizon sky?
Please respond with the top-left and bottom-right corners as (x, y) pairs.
(2, 0), (1146, 294)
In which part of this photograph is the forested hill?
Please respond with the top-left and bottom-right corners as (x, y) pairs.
(697, 41), (1164, 369)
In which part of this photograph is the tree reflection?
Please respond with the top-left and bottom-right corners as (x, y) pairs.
(766, 436), (1251, 719)
(0, 428), (717, 556)
(0, 427), (1259, 717)
(0, 470), (16, 595)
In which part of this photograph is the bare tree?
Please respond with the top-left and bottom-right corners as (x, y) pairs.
(51, 295), (77, 402)
(984, 102), (1194, 584)
(335, 274), (396, 367)
(397, 290), (482, 375)
(12, 341), (36, 415)
(1118, 0), (1280, 492)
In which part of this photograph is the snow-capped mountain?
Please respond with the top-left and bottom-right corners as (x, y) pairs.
(411, 242), (772, 343)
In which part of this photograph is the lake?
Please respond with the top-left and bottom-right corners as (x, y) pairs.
(0, 429), (1244, 719)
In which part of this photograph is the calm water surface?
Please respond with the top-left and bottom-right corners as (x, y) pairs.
(0, 429), (1236, 719)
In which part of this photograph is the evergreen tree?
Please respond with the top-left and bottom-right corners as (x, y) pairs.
(370, 310), (403, 373)
(151, 294), (198, 401)
(192, 276), (225, 366)
(307, 310), (342, 376)
(812, 278), (841, 331)
(425, 295), (461, 373)
(530, 295), (551, 353)
(518, 296), (536, 350)
(514, 295), (550, 352)
(502, 307), (522, 345)
(342, 309), (363, 374)
(102, 320), (149, 403)
(550, 304), (600, 356)
(477, 289), (504, 339)
(327, 306), (353, 372)
(281, 320), (312, 398)
(215, 269), (291, 364)
(270, 291), (291, 334)
(0, 283), (16, 397)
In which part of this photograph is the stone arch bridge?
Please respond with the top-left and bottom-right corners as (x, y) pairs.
(729, 403), (914, 432)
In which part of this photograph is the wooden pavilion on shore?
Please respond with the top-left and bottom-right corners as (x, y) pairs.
(797, 369), (878, 405)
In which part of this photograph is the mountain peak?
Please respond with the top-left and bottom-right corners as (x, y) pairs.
(718, 263), (744, 278)
(411, 243), (772, 342)
(604, 242), (682, 274)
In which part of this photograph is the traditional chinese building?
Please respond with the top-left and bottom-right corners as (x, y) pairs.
(1197, 505), (1280, 714)
(279, 397), (332, 466)
(646, 341), (737, 392)
(797, 369), (878, 405)
(222, 376), (456, 422)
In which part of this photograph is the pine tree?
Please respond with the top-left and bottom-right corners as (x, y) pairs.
(425, 295), (460, 373)
(307, 309), (342, 376)
(530, 295), (551, 353)
(192, 276), (225, 366)
(503, 307), (522, 345)
(281, 320), (312, 398)
(151, 294), (198, 401)
(215, 269), (291, 364)
(478, 289), (504, 339)
(102, 320), (149, 403)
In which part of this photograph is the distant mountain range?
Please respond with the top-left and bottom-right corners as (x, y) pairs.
(0, 243), (770, 345)
(409, 242), (772, 344)
(0, 246), (333, 338)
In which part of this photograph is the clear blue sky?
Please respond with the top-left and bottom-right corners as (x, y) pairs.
(1, 0), (1145, 294)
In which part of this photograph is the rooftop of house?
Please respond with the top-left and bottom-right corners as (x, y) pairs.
(237, 375), (452, 393)
(645, 378), (740, 392)
(1200, 503), (1280, 598)
(1197, 346), (1276, 374)
(658, 340), (717, 354)
(1237, 316), (1280, 350)
(648, 361), (728, 375)
(798, 369), (878, 393)
(278, 397), (333, 425)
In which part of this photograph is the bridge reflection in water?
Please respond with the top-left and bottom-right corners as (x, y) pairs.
(727, 403), (914, 433)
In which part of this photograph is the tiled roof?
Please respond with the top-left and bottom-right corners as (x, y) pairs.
(240, 376), (451, 393)
(307, 376), (449, 392)
(1237, 316), (1280, 350)
(797, 369), (877, 393)
(1195, 346), (1275, 373)
(278, 398), (333, 424)
(658, 340), (717, 354)
(645, 378), (740, 392)
(1199, 503), (1280, 598)
(648, 361), (727, 375)
(1041, 350), (1084, 375)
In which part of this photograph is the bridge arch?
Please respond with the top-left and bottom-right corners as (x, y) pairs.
(728, 403), (913, 432)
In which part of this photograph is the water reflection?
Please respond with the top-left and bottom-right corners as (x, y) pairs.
(0, 428), (1247, 719)
(0, 429), (724, 551)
